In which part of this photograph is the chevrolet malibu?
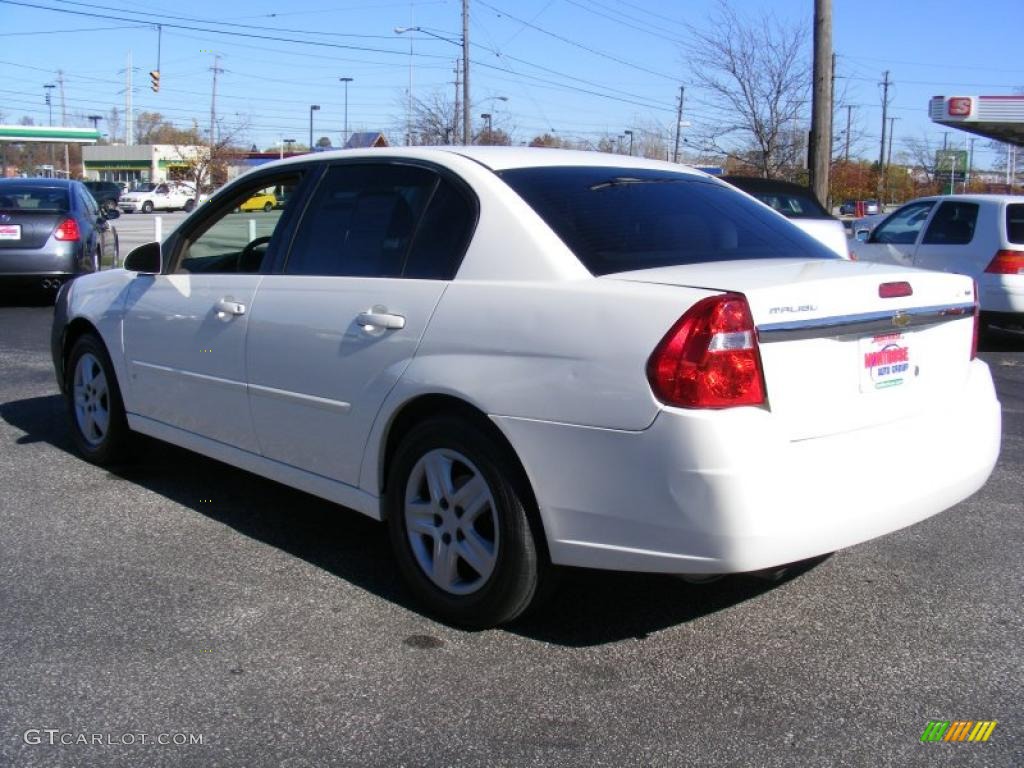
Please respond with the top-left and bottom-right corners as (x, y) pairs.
(51, 148), (1001, 627)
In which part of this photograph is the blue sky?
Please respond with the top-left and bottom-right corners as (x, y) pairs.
(0, 0), (1020, 168)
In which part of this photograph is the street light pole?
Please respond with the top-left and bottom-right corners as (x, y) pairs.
(283, 138), (296, 157)
(309, 104), (320, 151)
(339, 77), (353, 147)
(480, 113), (492, 144)
(624, 129), (634, 156)
(44, 84), (55, 126)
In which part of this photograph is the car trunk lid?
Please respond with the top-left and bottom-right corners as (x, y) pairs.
(0, 210), (65, 250)
(606, 258), (977, 440)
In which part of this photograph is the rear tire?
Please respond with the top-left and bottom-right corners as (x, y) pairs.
(183, 198), (195, 212)
(263, 201), (273, 212)
(65, 333), (130, 466)
(386, 417), (547, 628)
(141, 201), (154, 214)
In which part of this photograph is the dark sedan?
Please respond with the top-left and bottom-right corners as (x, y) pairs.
(0, 178), (119, 295)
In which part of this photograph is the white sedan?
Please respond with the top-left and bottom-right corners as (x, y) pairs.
(851, 194), (1024, 328)
(51, 148), (1001, 627)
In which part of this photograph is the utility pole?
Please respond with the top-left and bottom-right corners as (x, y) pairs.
(877, 69), (891, 201)
(462, 0), (470, 145)
(672, 85), (685, 163)
(340, 77), (353, 147)
(453, 60), (461, 144)
(126, 50), (133, 146)
(209, 54), (222, 148)
(809, 0), (833, 207)
(844, 104), (852, 162)
(57, 70), (69, 177)
(885, 116), (898, 203)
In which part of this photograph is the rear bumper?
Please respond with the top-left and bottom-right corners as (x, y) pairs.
(979, 272), (1024, 316)
(494, 360), (1001, 574)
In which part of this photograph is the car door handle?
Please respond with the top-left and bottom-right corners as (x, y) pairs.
(214, 298), (247, 317)
(357, 310), (405, 330)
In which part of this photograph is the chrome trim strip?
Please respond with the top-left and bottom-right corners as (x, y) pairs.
(132, 360), (246, 391)
(247, 382), (351, 414)
(757, 302), (975, 342)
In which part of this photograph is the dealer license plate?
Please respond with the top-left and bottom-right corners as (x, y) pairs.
(0, 224), (21, 240)
(859, 332), (914, 392)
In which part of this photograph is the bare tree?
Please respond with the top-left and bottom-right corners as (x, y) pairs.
(172, 117), (249, 193)
(410, 92), (458, 145)
(902, 134), (940, 186)
(106, 107), (122, 144)
(684, 0), (809, 178)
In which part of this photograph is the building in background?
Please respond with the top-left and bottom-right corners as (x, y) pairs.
(82, 144), (209, 186)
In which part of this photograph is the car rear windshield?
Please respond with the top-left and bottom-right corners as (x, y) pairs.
(1007, 204), (1024, 244)
(0, 186), (70, 212)
(498, 167), (839, 276)
(748, 190), (831, 219)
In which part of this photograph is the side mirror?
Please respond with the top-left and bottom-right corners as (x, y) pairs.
(855, 230), (870, 242)
(103, 207), (120, 220)
(124, 242), (162, 274)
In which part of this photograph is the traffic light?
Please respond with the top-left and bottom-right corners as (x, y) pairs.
(150, 70), (160, 93)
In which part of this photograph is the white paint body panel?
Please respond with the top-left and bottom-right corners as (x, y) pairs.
(58, 148), (1004, 577)
(789, 218), (850, 259)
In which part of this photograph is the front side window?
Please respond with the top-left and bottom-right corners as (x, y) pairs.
(174, 174), (303, 274)
(498, 167), (838, 276)
(285, 163), (438, 277)
(922, 201), (979, 245)
(871, 201), (935, 245)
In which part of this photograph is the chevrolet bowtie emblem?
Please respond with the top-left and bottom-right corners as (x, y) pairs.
(892, 312), (911, 328)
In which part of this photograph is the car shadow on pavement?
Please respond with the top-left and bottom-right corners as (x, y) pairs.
(980, 325), (1024, 353)
(1, 393), (817, 646)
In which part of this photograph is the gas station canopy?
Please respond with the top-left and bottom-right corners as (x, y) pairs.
(929, 96), (1024, 147)
(0, 125), (101, 144)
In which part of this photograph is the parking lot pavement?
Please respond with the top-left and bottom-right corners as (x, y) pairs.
(112, 211), (189, 257)
(0, 304), (1021, 767)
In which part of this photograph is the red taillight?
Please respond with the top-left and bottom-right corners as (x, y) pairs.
(984, 249), (1024, 275)
(878, 281), (913, 298)
(54, 218), (80, 241)
(971, 279), (979, 360)
(647, 293), (766, 409)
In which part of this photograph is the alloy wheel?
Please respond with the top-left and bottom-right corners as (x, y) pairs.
(404, 448), (499, 596)
(72, 352), (110, 446)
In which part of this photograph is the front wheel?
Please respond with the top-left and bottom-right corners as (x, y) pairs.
(386, 417), (547, 628)
(65, 333), (130, 465)
(183, 198), (195, 212)
(263, 201), (273, 212)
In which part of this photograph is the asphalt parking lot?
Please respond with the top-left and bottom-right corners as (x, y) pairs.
(0, 300), (1021, 766)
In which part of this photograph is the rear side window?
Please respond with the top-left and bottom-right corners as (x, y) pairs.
(285, 164), (437, 277)
(403, 178), (476, 279)
(1008, 204), (1024, 244)
(871, 201), (935, 245)
(497, 167), (838, 276)
(922, 201), (979, 245)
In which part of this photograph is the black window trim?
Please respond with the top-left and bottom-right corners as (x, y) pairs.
(276, 157), (480, 280)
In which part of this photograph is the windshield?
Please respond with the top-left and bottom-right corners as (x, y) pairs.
(498, 167), (839, 276)
(0, 185), (70, 212)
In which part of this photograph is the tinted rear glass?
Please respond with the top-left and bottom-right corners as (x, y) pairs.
(498, 167), (839, 276)
(1007, 204), (1024, 244)
(0, 185), (70, 212)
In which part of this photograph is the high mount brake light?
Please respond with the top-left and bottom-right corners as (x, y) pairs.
(647, 293), (766, 409)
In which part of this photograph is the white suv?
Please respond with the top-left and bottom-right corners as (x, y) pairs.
(852, 194), (1024, 328)
(118, 182), (196, 214)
